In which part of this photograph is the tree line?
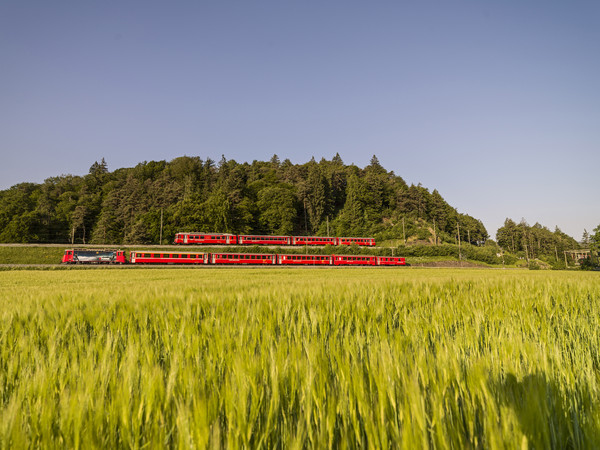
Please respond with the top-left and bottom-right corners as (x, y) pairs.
(495, 218), (581, 266)
(0, 154), (489, 245)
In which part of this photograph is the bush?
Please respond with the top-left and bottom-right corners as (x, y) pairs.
(580, 257), (598, 271)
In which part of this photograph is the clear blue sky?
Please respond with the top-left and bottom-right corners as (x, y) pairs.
(1, 0), (599, 240)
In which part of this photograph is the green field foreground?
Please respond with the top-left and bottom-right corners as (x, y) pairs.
(0, 268), (599, 448)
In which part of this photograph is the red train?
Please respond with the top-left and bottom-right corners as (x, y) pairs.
(173, 232), (376, 247)
(62, 249), (406, 266)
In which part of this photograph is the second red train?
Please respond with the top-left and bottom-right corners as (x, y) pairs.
(173, 232), (376, 246)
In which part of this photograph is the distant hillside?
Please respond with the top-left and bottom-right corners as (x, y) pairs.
(0, 154), (488, 245)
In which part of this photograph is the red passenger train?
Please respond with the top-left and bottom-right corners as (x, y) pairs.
(173, 232), (376, 247)
(63, 250), (406, 266)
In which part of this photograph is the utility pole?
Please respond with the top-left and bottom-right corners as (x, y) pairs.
(457, 222), (461, 261)
(159, 208), (164, 245)
(303, 198), (308, 235)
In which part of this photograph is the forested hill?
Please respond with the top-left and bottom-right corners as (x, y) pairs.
(0, 154), (489, 245)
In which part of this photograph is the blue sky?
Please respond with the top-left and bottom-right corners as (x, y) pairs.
(1, 1), (599, 240)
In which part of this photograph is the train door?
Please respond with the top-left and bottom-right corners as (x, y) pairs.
(183, 234), (189, 244)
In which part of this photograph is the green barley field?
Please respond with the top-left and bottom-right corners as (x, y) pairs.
(0, 268), (599, 448)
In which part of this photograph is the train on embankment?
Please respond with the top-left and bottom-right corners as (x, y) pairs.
(173, 232), (376, 247)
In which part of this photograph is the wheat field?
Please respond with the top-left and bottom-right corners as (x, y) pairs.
(0, 268), (599, 448)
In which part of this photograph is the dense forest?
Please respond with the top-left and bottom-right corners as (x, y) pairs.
(0, 154), (490, 246)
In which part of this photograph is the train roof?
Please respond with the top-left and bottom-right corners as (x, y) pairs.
(175, 232), (236, 235)
(131, 250), (207, 254)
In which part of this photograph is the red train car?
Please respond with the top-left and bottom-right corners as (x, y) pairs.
(278, 254), (333, 265)
(210, 253), (276, 265)
(130, 251), (207, 264)
(62, 249), (127, 264)
(291, 236), (338, 246)
(338, 237), (376, 247)
(375, 256), (406, 266)
(173, 233), (238, 245)
(237, 235), (291, 245)
(333, 255), (377, 266)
